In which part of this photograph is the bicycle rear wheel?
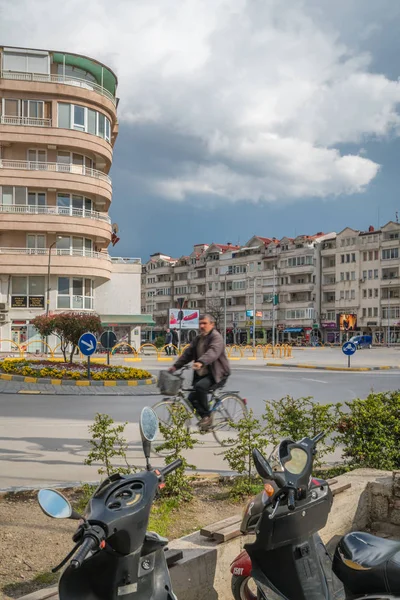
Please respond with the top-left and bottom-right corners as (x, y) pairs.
(212, 393), (248, 447)
(151, 399), (191, 457)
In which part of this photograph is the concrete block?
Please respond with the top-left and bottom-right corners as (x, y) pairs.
(393, 471), (400, 497)
(370, 495), (389, 521)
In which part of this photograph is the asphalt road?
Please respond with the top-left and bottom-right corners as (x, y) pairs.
(1, 367), (400, 490)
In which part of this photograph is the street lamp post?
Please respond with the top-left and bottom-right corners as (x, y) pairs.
(272, 265), (276, 347)
(223, 271), (227, 347)
(46, 239), (59, 316)
(387, 280), (392, 346)
(252, 276), (256, 348)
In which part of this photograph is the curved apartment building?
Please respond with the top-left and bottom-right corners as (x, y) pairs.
(0, 46), (146, 350)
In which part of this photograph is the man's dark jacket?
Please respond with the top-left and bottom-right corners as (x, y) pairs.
(173, 328), (230, 383)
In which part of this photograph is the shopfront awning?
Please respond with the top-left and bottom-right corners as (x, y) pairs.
(101, 315), (155, 326)
(284, 328), (303, 333)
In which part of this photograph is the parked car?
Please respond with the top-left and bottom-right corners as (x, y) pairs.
(349, 334), (372, 349)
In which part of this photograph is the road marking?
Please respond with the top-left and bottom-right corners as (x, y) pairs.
(301, 378), (327, 384)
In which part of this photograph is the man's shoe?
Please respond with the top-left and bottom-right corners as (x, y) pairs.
(199, 415), (212, 430)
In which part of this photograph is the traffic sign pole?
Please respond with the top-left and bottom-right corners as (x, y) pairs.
(348, 354), (350, 369)
(88, 355), (91, 380)
(342, 341), (357, 368)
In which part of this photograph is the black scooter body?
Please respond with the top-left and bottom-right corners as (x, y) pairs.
(245, 480), (343, 600)
(58, 471), (176, 599)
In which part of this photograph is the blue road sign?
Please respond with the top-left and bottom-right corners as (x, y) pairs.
(78, 332), (97, 356)
(250, 326), (254, 335)
(342, 341), (357, 356)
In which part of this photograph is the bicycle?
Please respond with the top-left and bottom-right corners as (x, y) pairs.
(152, 365), (248, 456)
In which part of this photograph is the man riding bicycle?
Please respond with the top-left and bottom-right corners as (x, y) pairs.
(169, 313), (230, 429)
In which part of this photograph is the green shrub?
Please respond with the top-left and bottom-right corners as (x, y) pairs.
(223, 409), (269, 498)
(338, 391), (400, 470)
(263, 396), (342, 467)
(156, 404), (198, 502)
(154, 335), (166, 349)
(85, 413), (136, 476)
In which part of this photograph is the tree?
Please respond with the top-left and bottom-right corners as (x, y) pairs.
(85, 413), (135, 476)
(31, 312), (102, 362)
(205, 297), (225, 332)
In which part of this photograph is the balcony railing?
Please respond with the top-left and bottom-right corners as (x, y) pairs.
(110, 257), (141, 264)
(0, 247), (110, 260)
(0, 204), (111, 223)
(0, 159), (111, 184)
(0, 70), (117, 106)
(0, 115), (52, 127)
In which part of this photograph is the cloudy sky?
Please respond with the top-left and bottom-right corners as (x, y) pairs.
(1, 0), (400, 259)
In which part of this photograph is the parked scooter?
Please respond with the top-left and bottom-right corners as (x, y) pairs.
(230, 434), (400, 599)
(37, 407), (180, 599)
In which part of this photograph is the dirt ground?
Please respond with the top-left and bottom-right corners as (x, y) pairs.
(0, 483), (246, 599)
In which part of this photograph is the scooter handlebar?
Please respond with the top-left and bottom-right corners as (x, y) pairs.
(287, 488), (296, 511)
(160, 459), (183, 478)
(70, 536), (98, 569)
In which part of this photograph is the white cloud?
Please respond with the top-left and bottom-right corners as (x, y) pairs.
(0, 0), (398, 202)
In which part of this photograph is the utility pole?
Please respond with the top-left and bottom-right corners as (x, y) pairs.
(272, 265), (276, 347)
(387, 280), (392, 346)
(253, 276), (256, 348)
(224, 271), (227, 346)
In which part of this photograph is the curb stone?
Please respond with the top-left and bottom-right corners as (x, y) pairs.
(265, 363), (399, 372)
(18, 587), (58, 600)
(0, 373), (157, 386)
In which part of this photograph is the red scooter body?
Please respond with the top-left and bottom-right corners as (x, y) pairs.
(230, 549), (252, 578)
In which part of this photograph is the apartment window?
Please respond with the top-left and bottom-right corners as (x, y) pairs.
(363, 252), (367, 261)
(287, 255), (313, 267)
(374, 307), (378, 317)
(340, 272), (344, 281)
(368, 289), (372, 298)
(341, 255), (345, 263)
(346, 272), (350, 281)
(374, 289), (379, 298)
(346, 254), (350, 263)
(11, 275), (45, 308)
(56, 151), (94, 172)
(208, 268), (212, 275)
(351, 253), (356, 262)
(0, 186), (27, 206)
(374, 269), (379, 279)
(57, 103), (111, 142)
(57, 277), (93, 309)
(382, 248), (399, 260)
(1, 98), (45, 119)
(362, 270), (367, 279)
(351, 290), (355, 299)
(368, 251), (373, 260)
(208, 283), (212, 291)
(363, 290), (367, 298)
(345, 290), (349, 299)
(363, 308), (367, 317)
(368, 270), (372, 279)
(375, 250), (378, 260)
(350, 272), (355, 280)
(340, 291), (344, 299)
(57, 193), (92, 215)
(2, 49), (49, 74)
(382, 307), (400, 319)
(368, 307), (372, 317)
(56, 236), (93, 256)
(27, 148), (46, 168)
(27, 234), (46, 251)
(28, 191), (46, 207)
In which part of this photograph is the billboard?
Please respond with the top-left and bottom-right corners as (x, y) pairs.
(246, 310), (263, 318)
(338, 313), (357, 331)
(169, 309), (199, 329)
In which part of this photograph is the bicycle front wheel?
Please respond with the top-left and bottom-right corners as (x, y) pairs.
(212, 393), (248, 447)
(151, 399), (191, 457)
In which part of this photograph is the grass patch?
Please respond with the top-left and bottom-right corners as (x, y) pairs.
(148, 497), (180, 538)
(2, 571), (58, 599)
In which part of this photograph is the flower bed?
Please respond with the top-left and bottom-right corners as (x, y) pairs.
(0, 359), (152, 381)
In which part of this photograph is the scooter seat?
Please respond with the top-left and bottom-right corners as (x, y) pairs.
(333, 531), (400, 595)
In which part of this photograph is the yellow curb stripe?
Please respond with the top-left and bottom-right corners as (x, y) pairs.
(24, 376), (37, 383)
(124, 357), (142, 362)
(76, 380), (90, 386)
(51, 379), (62, 385)
(0, 374), (12, 380)
(145, 379), (153, 385)
(157, 357), (173, 362)
(228, 357), (241, 360)
(128, 380), (138, 386)
(103, 381), (117, 387)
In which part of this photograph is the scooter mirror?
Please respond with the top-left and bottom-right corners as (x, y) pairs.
(140, 407), (159, 443)
(253, 449), (274, 480)
(140, 407), (159, 464)
(38, 489), (72, 519)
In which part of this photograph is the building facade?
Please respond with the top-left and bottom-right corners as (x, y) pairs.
(142, 222), (400, 345)
(0, 46), (148, 352)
